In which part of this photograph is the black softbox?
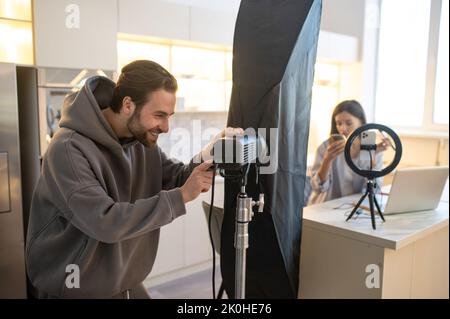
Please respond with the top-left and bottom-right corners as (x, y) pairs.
(221, 0), (322, 298)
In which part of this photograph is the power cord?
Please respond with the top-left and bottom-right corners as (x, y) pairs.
(208, 164), (217, 299)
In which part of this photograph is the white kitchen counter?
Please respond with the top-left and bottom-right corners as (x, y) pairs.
(299, 193), (449, 299)
(302, 195), (449, 250)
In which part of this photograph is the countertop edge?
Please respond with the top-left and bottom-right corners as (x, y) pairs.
(302, 216), (449, 250)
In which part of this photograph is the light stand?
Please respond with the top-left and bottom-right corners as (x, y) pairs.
(234, 167), (264, 299)
(344, 123), (402, 230)
(214, 134), (268, 299)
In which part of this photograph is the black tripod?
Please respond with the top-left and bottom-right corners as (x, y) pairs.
(346, 179), (385, 230)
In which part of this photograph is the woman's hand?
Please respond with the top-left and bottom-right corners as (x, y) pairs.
(376, 138), (390, 154)
(323, 140), (346, 163)
(318, 140), (345, 183)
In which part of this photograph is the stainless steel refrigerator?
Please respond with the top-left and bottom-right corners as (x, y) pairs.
(0, 63), (40, 298)
(0, 64), (114, 298)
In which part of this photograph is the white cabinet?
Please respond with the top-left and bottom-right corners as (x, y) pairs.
(118, 0), (190, 41)
(189, 7), (236, 46)
(118, 0), (238, 46)
(150, 214), (185, 277)
(150, 181), (224, 279)
(317, 31), (358, 62)
(184, 190), (215, 265)
(33, 0), (117, 70)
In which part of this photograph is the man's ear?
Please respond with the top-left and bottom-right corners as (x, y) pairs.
(121, 96), (135, 116)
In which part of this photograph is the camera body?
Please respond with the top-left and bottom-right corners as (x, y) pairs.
(213, 135), (258, 170)
(360, 130), (377, 150)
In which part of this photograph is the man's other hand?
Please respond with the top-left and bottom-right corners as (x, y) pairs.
(180, 160), (214, 203)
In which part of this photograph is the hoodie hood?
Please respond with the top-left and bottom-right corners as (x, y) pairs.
(59, 76), (130, 150)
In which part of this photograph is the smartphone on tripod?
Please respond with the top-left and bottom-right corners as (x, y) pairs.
(360, 131), (377, 150)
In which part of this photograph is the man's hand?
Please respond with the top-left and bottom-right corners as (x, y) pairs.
(180, 160), (214, 203)
(200, 127), (244, 162)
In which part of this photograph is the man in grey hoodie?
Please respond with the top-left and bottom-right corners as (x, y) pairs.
(26, 60), (235, 298)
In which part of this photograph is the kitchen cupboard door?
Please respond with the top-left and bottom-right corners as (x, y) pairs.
(184, 182), (225, 266)
(150, 215), (185, 277)
(33, 0), (117, 70)
(189, 7), (237, 46)
(118, 0), (190, 41)
(150, 181), (224, 278)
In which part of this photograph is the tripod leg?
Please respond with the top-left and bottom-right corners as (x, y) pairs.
(346, 191), (368, 221)
(217, 282), (225, 299)
(368, 192), (376, 230)
(373, 195), (385, 222)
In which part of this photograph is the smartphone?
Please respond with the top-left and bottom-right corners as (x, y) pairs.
(328, 134), (346, 144)
(361, 131), (376, 147)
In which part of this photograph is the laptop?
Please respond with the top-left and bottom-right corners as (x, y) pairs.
(362, 166), (449, 215)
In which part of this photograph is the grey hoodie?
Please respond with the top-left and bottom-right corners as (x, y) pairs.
(26, 76), (196, 298)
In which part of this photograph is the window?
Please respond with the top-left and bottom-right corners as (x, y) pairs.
(309, 62), (341, 151)
(308, 61), (351, 165)
(0, 0), (33, 65)
(117, 40), (170, 71)
(171, 46), (227, 111)
(171, 46), (225, 81)
(0, 0), (31, 20)
(375, 0), (431, 127)
(117, 35), (231, 112)
(375, 0), (449, 130)
(433, 0), (449, 124)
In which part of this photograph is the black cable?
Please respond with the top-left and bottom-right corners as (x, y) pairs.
(208, 165), (217, 299)
(245, 162), (251, 176)
(256, 165), (262, 195)
(369, 150), (373, 171)
(241, 163), (251, 188)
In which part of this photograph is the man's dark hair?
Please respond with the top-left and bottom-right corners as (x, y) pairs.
(110, 60), (177, 113)
(330, 100), (367, 135)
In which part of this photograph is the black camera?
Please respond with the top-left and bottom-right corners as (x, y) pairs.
(212, 135), (258, 170)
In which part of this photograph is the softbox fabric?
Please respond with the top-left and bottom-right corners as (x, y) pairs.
(221, 0), (322, 298)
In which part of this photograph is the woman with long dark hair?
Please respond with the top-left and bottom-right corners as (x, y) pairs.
(308, 100), (388, 205)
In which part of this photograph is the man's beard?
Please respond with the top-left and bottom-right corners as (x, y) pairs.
(126, 112), (160, 148)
